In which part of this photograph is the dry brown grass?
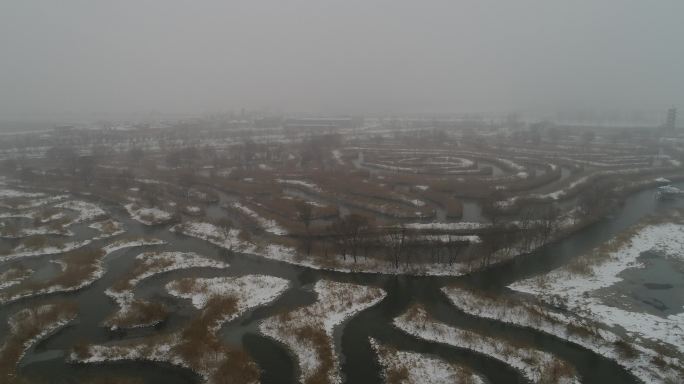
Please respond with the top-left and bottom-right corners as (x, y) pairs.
(565, 217), (667, 277)
(1, 248), (104, 303)
(294, 325), (334, 384)
(386, 366), (410, 384)
(613, 340), (638, 360)
(111, 256), (174, 293)
(21, 235), (65, 251)
(107, 300), (169, 329)
(0, 301), (78, 382)
(171, 277), (200, 295)
(0, 266), (31, 282)
(76, 292), (258, 384)
(174, 295), (239, 366)
(538, 359), (576, 384)
(211, 349), (260, 384)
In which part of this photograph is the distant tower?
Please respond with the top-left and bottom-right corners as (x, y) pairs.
(666, 107), (677, 130)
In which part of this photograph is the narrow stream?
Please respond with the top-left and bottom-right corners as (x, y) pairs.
(3, 182), (684, 383)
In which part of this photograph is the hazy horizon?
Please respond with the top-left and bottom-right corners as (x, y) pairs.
(1, 1), (683, 120)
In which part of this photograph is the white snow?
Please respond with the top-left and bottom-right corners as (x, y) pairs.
(232, 202), (287, 235)
(167, 275), (289, 331)
(276, 178), (322, 192)
(402, 222), (489, 231)
(175, 220), (475, 276)
(88, 219), (125, 237)
(332, 149), (344, 165)
(260, 280), (386, 384)
(72, 274), (288, 384)
(124, 203), (173, 225)
(56, 200), (107, 223)
(101, 238), (166, 254)
(172, 221), (255, 253)
(497, 158), (526, 171)
(510, 222), (684, 358)
(370, 337), (484, 384)
(412, 234), (481, 244)
(393, 306), (579, 384)
(442, 286), (684, 384)
(0, 223), (71, 238)
(167, 275), (289, 311)
(1, 238), (165, 304)
(0, 267), (33, 289)
(1, 239), (94, 263)
(0, 188), (44, 199)
(2, 304), (76, 369)
(105, 251), (229, 329)
(409, 199), (426, 207)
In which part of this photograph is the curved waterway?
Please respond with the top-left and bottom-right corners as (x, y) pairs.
(4, 182), (684, 383)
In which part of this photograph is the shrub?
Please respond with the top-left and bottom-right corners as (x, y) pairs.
(386, 366), (409, 384)
(613, 340), (638, 359)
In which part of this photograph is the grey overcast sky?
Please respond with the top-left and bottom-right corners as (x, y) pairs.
(1, 1), (683, 119)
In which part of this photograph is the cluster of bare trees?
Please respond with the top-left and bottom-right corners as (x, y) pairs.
(328, 214), (374, 263)
(577, 179), (618, 219)
(293, 212), (475, 268)
(478, 204), (561, 267)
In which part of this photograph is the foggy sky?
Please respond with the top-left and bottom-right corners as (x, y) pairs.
(1, 1), (683, 119)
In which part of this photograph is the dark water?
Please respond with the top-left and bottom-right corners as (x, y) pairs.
(3, 183), (684, 384)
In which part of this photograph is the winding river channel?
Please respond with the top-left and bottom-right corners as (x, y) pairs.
(4, 182), (684, 384)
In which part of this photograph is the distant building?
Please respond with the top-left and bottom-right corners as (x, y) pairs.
(666, 107), (677, 130)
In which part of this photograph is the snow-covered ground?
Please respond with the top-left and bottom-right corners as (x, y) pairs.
(175, 220), (477, 276)
(393, 306), (580, 384)
(0, 188), (44, 199)
(412, 234), (481, 244)
(73, 273), (289, 384)
(89, 219), (126, 237)
(0, 267), (33, 290)
(232, 202), (288, 235)
(402, 222), (489, 231)
(124, 203), (173, 225)
(260, 280), (386, 384)
(510, 222), (684, 355)
(1, 303), (77, 378)
(105, 251), (229, 329)
(0, 222), (71, 238)
(1, 238), (94, 263)
(167, 275), (289, 313)
(332, 149), (344, 165)
(497, 167), (676, 208)
(101, 238), (165, 254)
(370, 337), (484, 384)
(1, 238), (166, 304)
(0, 187), (68, 210)
(276, 178), (322, 192)
(442, 286), (684, 383)
(0, 217), (125, 263)
(56, 200), (107, 223)
(171, 221), (256, 253)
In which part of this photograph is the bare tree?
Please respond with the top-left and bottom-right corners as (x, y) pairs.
(384, 226), (407, 268)
(295, 201), (314, 255)
(329, 214), (373, 263)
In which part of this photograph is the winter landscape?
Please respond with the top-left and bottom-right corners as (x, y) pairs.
(1, 112), (683, 383)
(2, 1), (684, 383)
